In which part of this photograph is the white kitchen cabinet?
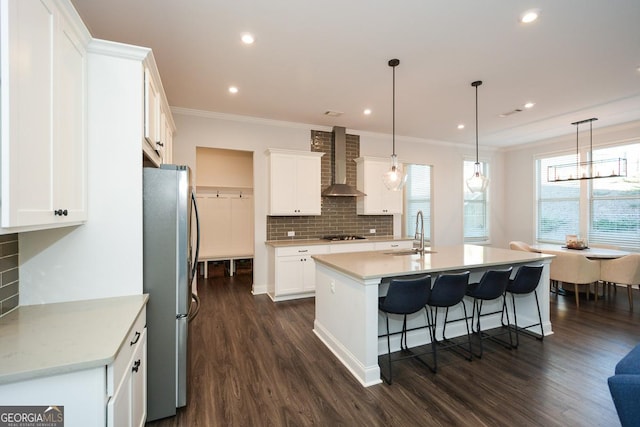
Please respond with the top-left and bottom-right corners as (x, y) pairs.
(0, 298), (147, 427)
(355, 157), (403, 215)
(267, 149), (324, 216)
(107, 321), (147, 427)
(0, 0), (89, 232)
(329, 242), (375, 253)
(374, 240), (413, 251)
(268, 245), (329, 301)
(143, 66), (174, 166)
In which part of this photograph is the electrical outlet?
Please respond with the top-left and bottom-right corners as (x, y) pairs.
(287, 231), (295, 237)
(369, 229), (376, 234)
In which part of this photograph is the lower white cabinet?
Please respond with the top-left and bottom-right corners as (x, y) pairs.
(107, 308), (147, 427)
(0, 305), (147, 427)
(267, 239), (413, 301)
(268, 245), (329, 301)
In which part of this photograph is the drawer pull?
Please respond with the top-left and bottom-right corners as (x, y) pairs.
(132, 359), (141, 373)
(130, 331), (141, 346)
(298, 249), (308, 253)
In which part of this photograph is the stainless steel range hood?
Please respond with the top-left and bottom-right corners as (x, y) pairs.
(321, 126), (366, 197)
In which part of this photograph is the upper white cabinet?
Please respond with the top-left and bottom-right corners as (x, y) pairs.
(267, 149), (324, 216)
(355, 157), (403, 215)
(0, 0), (90, 232)
(143, 66), (174, 166)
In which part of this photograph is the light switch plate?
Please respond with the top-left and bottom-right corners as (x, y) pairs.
(287, 231), (295, 237)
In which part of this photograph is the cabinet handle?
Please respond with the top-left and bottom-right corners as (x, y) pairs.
(130, 331), (141, 346)
(298, 249), (308, 253)
(132, 359), (141, 373)
(391, 244), (399, 248)
(156, 142), (164, 147)
(54, 209), (68, 216)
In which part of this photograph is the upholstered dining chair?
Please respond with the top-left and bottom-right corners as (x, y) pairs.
(600, 254), (640, 311)
(547, 251), (600, 308)
(509, 241), (533, 252)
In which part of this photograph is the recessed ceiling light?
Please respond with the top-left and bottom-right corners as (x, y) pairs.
(457, 124), (465, 130)
(363, 109), (372, 115)
(228, 86), (239, 94)
(241, 33), (255, 44)
(520, 9), (540, 24)
(524, 102), (535, 109)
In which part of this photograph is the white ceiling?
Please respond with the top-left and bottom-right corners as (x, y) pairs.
(70, 0), (640, 148)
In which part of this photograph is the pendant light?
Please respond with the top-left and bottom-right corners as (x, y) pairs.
(382, 58), (407, 191)
(547, 118), (627, 182)
(466, 80), (489, 193)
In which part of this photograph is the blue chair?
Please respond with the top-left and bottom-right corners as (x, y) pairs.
(378, 275), (431, 384)
(502, 264), (544, 348)
(609, 344), (640, 426)
(466, 268), (513, 358)
(425, 271), (472, 372)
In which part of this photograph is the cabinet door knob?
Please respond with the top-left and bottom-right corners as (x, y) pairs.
(132, 359), (141, 373)
(130, 331), (141, 346)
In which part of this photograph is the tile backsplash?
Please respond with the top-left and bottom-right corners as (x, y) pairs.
(0, 233), (18, 316)
(266, 130), (393, 240)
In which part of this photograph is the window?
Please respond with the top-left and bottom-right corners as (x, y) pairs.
(536, 154), (580, 242)
(536, 142), (640, 250)
(589, 144), (640, 248)
(463, 160), (489, 242)
(404, 164), (431, 242)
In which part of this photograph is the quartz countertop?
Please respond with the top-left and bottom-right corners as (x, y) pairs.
(265, 236), (413, 248)
(0, 294), (148, 384)
(312, 244), (555, 280)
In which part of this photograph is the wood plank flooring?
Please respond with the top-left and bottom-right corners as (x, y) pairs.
(147, 273), (640, 426)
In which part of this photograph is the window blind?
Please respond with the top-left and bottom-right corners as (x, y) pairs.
(404, 164), (431, 241)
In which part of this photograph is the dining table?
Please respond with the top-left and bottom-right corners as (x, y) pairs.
(529, 243), (630, 259)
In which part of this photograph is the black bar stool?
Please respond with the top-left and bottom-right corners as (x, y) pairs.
(425, 271), (472, 372)
(502, 264), (544, 348)
(466, 268), (513, 358)
(378, 275), (431, 384)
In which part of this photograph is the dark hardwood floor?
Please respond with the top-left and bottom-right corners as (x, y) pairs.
(147, 270), (639, 427)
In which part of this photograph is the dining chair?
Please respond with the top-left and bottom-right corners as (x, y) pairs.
(600, 254), (640, 310)
(547, 251), (600, 308)
(509, 241), (533, 252)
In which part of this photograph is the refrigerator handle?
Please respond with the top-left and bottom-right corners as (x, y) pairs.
(190, 192), (201, 282)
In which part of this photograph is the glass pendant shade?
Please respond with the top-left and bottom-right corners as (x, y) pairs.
(382, 58), (406, 191)
(467, 80), (488, 193)
(382, 154), (407, 191)
(466, 162), (490, 192)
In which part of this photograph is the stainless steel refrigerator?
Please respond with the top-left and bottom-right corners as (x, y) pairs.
(143, 165), (200, 421)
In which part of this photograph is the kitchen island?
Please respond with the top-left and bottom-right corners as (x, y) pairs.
(312, 244), (554, 386)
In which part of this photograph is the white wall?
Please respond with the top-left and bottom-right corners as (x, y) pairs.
(502, 120), (640, 245)
(171, 108), (507, 294)
(19, 42), (149, 304)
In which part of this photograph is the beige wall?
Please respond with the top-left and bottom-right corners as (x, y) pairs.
(196, 147), (253, 189)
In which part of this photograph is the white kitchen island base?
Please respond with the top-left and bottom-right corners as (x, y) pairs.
(312, 245), (554, 387)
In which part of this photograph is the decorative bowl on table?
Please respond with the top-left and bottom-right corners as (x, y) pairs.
(565, 238), (588, 250)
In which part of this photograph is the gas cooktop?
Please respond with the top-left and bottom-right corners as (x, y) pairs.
(321, 235), (366, 241)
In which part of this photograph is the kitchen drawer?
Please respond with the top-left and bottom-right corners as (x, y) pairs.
(330, 242), (375, 253)
(107, 306), (146, 396)
(276, 245), (329, 257)
(374, 240), (413, 250)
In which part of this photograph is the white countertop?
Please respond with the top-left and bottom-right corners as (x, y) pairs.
(0, 294), (148, 384)
(312, 244), (555, 280)
(265, 236), (413, 248)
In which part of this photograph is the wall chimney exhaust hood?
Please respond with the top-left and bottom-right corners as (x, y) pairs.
(321, 126), (366, 197)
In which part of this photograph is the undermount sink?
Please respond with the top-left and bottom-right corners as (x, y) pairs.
(383, 249), (436, 256)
